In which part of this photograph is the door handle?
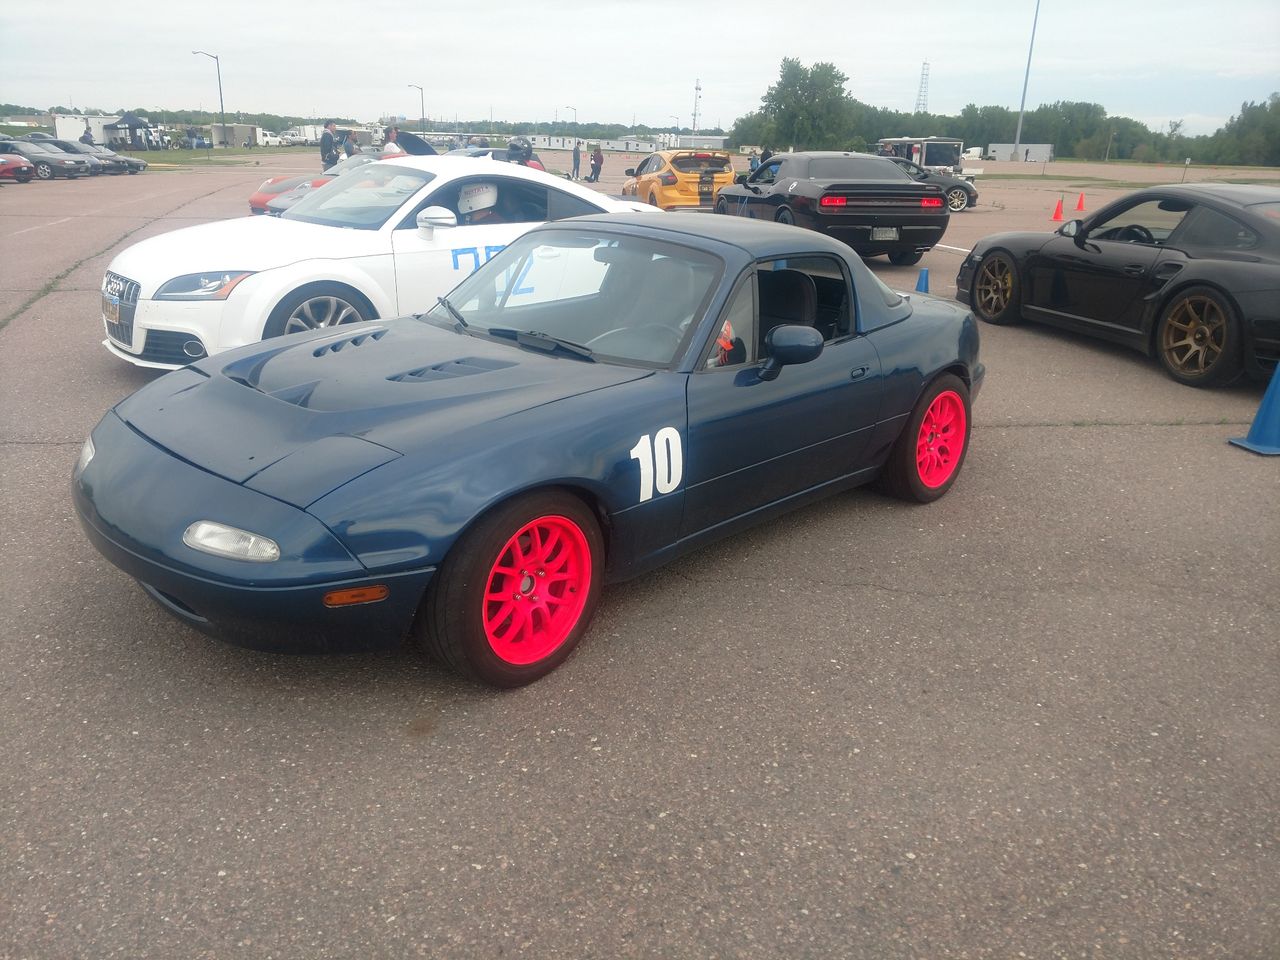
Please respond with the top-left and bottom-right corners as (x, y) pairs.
(1123, 264), (1146, 277)
(849, 366), (869, 381)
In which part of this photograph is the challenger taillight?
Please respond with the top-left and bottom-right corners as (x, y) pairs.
(921, 196), (944, 208)
(820, 195), (847, 207)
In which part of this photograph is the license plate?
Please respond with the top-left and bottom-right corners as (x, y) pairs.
(102, 294), (120, 323)
(871, 227), (899, 241)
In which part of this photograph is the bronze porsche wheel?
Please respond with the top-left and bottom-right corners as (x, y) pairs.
(971, 252), (1021, 325)
(1156, 286), (1243, 388)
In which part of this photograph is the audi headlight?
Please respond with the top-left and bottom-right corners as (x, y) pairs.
(155, 272), (254, 300)
(183, 521), (280, 563)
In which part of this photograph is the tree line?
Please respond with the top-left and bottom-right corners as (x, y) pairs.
(729, 59), (1280, 167)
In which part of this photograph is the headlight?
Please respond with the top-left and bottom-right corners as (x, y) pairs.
(155, 272), (254, 301)
(75, 436), (95, 475)
(183, 521), (280, 562)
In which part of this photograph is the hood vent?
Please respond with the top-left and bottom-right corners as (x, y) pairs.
(311, 328), (388, 357)
(388, 356), (517, 383)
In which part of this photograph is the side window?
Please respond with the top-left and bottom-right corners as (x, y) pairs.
(756, 256), (851, 348)
(547, 188), (604, 220)
(1092, 198), (1190, 245)
(637, 156), (656, 175)
(702, 274), (756, 369)
(753, 161), (782, 184)
(1176, 207), (1259, 251)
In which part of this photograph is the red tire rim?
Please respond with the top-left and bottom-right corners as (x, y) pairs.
(482, 515), (592, 665)
(916, 390), (967, 488)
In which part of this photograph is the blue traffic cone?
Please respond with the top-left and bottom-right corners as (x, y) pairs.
(915, 268), (929, 293)
(1229, 371), (1280, 455)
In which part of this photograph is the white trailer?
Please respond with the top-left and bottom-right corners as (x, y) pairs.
(986, 143), (1055, 162)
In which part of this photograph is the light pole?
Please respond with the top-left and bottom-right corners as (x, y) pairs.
(1011, 0), (1041, 162)
(408, 84), (425, 133)
(669, 114), (679, 147)
(565, 105), (578, 127)
(191, 51), (226, 148)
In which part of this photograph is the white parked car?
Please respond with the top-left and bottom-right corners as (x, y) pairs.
(100, 157), (655, 369)
(259, 131), (283, 147)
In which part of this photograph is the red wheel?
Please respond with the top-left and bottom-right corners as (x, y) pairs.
(915, 389), (966, 489)
(482, 514), (592, 665)
(416, 491), (603, 687)
(877, 373), (971, 503)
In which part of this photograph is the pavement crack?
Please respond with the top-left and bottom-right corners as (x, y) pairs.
(0, 182), (233, 336)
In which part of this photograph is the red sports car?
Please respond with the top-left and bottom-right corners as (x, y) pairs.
(0, 154), (35, 183)
(248, 154), (380, 214)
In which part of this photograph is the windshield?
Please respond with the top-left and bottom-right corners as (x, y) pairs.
(323, 153), (381, 176)
(671, 153), (731, 173)
(424, 229), (723, 367)
(283, 164), (435, 229)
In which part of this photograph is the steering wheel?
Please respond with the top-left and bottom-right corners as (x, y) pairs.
(1120, 224), (1155, 244)
(586, 324), (682, 361)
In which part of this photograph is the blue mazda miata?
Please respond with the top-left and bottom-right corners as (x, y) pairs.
(74, 213), (984, 687)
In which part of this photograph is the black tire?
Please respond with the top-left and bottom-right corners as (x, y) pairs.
(34, 162), (54, 181)
(888, 250), (923, 266)
(946, 186), (970, 212)
(970, 251), (1021, 325)
(648, 193), (660, 208)
(877, 374), (972, 504)
(776, 207), (795, 226)
(263, 283), (374, 339)
(715, 197), (729, 216)
(16, 174), (32, 184)
(415, 490), (604, 687)
(1155, 286), (1243, 388)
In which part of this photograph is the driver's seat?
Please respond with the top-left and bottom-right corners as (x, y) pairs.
(757, 269), (817, 354)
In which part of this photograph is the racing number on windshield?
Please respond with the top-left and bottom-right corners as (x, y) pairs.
(630, 428), (683, 502)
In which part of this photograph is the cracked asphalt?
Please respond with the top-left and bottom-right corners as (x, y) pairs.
(1, 155), (1276, 959)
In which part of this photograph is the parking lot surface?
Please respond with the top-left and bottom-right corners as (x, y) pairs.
(1, 157), (1276, 959)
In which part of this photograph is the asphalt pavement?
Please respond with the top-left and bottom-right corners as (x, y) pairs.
(1, 154), (1276, 959)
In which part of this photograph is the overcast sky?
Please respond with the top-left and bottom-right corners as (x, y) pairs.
(2, 1), (1277, 136)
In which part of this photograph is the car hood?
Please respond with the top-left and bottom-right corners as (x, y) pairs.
(113, 318), (652, 508)
(107, 216), (386, 292)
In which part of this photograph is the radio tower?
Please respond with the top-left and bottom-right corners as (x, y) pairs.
(692, 78), (702, 136)
(915, 61), (930, 113)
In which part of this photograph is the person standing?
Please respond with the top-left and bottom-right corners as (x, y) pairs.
(343, 131), (359, 157)
(759, 145), (773, 164)
(383, 125), (404, 154)
(319, 121), (339, 170)
(571, 140), (582, 180)
(588, 145), (603, 183)
(748, 149), (759, 172)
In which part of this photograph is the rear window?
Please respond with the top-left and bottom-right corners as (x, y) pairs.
(807, 158), (909, 181)
(671, 154), (731, 173)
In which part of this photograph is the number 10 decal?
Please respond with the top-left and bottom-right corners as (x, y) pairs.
(630, 427), (684, 502)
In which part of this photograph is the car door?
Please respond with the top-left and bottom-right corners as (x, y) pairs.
(681, 256), (883, 536)
(1025, 196), (1191, 332)
(735, 160), (783, 218)
(390, 176), (602, 314)
(634, 155), (659, 201)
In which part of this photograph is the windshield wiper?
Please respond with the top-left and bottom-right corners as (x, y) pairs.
(435, 296), (468, 329)
(486, 328), (595, 361)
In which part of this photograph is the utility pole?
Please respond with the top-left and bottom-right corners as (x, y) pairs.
(408, 84), (424, 132)
(1012, 0), (1041, 162)
(691, 78), (702, 136)
(915, 62), (930, 114)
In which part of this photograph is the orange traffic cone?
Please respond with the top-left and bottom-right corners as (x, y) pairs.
(1075, 192), (1086, 212)
(1050, 197), (1064, 221)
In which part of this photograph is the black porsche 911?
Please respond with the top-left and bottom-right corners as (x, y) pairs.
(886, 156), (979, 212)
(714, 152), (949, 266)
(956, 184), (1280, 387)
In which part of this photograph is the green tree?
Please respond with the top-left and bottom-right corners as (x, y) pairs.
(760, 58), (854, 150)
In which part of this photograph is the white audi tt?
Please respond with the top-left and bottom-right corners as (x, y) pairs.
(100, 156), (654, 368)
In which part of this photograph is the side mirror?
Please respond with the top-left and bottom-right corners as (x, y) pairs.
(1059, 219), (1084, 244)
(624, 168), (636, 177)
(416, 205), (457, 239)
(758, 325), (824, 381)
(735, 172), (749, 184)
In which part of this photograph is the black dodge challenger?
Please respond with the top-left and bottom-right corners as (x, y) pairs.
(956, 183), (1280, 387)
(714, 152), (949, 266)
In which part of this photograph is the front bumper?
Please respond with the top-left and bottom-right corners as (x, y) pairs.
(73, 411), (434, 653)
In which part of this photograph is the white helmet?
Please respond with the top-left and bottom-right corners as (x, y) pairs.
(458, 182), (498, 215)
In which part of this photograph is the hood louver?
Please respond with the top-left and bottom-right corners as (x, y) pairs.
(388, 356), (517, 383)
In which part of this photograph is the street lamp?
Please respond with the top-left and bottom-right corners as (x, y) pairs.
(669, 115), (679, 147)
(191, 51), (226, 148)
(565, 105), (578, 126)
(408, 84), (425, 133)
